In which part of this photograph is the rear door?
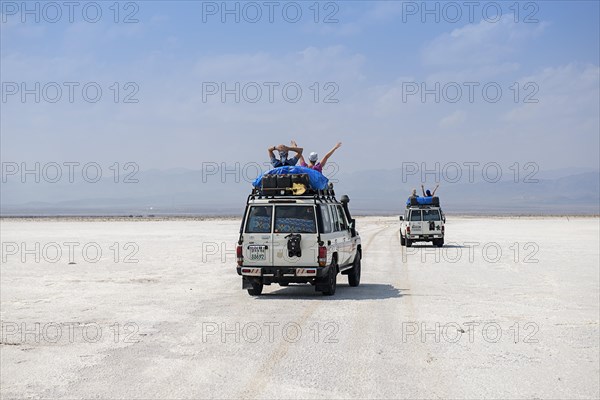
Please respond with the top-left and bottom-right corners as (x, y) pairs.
(318, 204), (335, 266)
(243, 205), (273, 266)
(334, 205), (351, 266)
(272, 205), (319, 266)
(422, 209), (442, 236)
(409, 209), (423, 236)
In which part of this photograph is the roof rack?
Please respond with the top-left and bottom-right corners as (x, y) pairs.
(249, 187), (337, 202)
(406, 203), (442, 209)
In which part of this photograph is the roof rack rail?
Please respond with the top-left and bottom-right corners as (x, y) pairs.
(250, 187), (337, 202)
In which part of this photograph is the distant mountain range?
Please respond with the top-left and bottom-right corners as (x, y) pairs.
(1, 167), (598, 216)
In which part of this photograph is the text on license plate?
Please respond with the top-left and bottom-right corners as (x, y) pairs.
(249, 245), (267, 261)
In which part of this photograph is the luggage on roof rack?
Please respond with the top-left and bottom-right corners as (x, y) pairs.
(407, 196), (440, 207)
(253, 166), (329, 192)
(258, 173), (312, 196)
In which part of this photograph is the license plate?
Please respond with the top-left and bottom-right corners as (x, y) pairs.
(248, 245), (267, 261)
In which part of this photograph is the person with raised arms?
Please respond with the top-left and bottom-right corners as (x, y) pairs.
(421, 184), (439, 197)
(298, 142), (342, 173)
(267, 143), (303, 168)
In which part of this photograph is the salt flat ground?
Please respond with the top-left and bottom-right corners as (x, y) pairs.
(1, 216), (599, 399)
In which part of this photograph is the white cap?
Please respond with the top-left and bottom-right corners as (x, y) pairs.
(309, 152), (318, 162)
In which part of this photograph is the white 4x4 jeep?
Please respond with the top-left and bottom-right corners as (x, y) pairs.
(236, 188), (362, 296)
(399, 197), (445, 247)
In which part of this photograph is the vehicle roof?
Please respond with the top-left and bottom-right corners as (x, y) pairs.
(248, 198), (341, 205)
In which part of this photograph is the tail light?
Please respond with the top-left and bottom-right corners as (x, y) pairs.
(441, 225), (445, 233)
(237, 245), (243, 266)
(406, 226), (411, 234)
(318, 246), (327, 267)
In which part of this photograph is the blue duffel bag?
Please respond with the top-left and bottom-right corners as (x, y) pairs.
(253, 166), (329, 190)
(406, 196), (440, 206)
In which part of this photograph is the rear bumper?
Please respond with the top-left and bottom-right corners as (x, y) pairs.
(407, 234), (443, 240)
(237, 265), (330, 283)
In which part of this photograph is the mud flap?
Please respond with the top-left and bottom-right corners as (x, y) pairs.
(242, 277), (254, 289)
(314, 266), (331, 292)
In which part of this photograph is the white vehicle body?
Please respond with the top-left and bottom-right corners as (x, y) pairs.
(399, 205), (445, 247)
(236, 190), (362, 296)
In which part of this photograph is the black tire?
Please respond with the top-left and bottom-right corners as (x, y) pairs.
(400, 233), (406, 246)
(406, 238), (412, 248)
(435, 238), (444, 248)
(348, 254), (361, 287)
(322, 262), (337, 296)
(247, 282), (263, 296)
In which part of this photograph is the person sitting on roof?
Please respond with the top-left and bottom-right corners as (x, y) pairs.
(268, 143), (303, 168)
(298, 142), (342, 173)
(409, 188), (418, 198)
(421, 184), (439, 197)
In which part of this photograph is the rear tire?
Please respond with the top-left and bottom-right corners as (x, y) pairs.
(322, 262), (337, 296)
(247, 282), (263, 296)
(434, 238), (444, 247)
(348, 254), (361, 287)
(406, 238), (412, 248)
(400, 233), (406, 246)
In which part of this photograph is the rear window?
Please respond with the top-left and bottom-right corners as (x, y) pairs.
(409, 210), (422, 221)
(274, 206), (317, 234)
(245, 206), (272, 233)
(423, 209), (441, 221)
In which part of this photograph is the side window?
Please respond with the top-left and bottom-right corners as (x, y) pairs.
(330, 205), (340, 231)
(409, 210), (422, 221)
(245, 206), (272, 233)
(319, 205), (333, 234)
(336, 206), (348, 230)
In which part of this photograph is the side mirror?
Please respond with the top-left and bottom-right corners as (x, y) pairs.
(399, 216), (404, 221)
(442, 216), (446, 223)
(350, 219), (356, 236)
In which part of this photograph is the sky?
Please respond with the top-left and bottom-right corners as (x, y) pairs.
(1, 0), (599, 174)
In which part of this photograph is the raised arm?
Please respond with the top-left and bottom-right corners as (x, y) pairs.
(431, 184), (440, 196)
(291, 140), (305, 164)
(268, 145), (277, 159)
(287, 146), (303, 155)
(289, 140), (303, 156)
(421, 184), (426, 197)
(319, 142), (342, 167)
